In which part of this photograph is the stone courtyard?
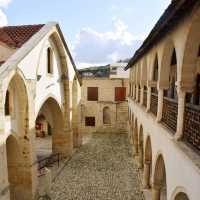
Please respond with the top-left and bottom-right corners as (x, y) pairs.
(50, 133), (144, 200)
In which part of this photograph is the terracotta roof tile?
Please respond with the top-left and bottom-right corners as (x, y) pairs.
(0, 24), (45, 48)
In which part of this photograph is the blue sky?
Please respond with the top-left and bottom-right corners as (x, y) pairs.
(0, 0), (171, 68)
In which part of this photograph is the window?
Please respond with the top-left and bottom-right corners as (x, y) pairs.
(85, 117), (95, 126)
(5, 91), (10, 116)
(87, 87), (98, 101)
(47, 47), (53, 74)
(115, 87), (126, 101)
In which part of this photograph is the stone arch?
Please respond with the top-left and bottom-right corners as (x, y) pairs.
(138, 125), (144, 169)
(182, 7), (200, 89)
(160, 39), (178, 99)
(4, 73), (34, 200)
(150, 53), (159, 96)
(72, 77), (81, 147)
(174, 192), (189, 200)
(152, 154), (167, 200)
(48, 32), (70, 131)
(3, 72), (29, 137)
(171, 187), (190, 200)
(103, 106), (111, 124)
(35, 97), (66, 156)
(6, 135), (21, 200)
(143, 135), (152, 189)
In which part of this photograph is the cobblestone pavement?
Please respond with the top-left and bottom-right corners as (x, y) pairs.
(51, 133), (144, 200)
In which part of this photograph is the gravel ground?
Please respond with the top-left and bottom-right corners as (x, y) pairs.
(50, 133), (144, 200)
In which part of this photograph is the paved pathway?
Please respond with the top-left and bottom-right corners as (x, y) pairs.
(51, 133), (144, 200)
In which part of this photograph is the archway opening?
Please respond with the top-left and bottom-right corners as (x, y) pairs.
(6, 135), (21, 200)
(132, 119), (138, 156)
(35, 97), (64, 159)
(182, 9), (200, 105)
(103, 106), (111, 124)
(174, 192), (189, 200)
(163, 48), (177, 100)
(138, 125), (144, 169)
(4, 73), (30, 200)
(143, 136), (152, 189)
(153, 154), (167, 200)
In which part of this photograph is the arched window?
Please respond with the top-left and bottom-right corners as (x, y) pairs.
(5, 90), (11, 116)
(103, 107), (111, 124)
(47, 47), (53, 74)
(152, 55), (158, 94)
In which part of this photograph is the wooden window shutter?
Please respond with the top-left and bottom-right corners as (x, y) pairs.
(87, 87), (98, 101)
(115, 87), (126, 101)
(85, 117), (95, 126)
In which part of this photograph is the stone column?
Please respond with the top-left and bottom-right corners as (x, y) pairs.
(156, 89), (164, 122)
(175, 89), (186, 140)
(62, 78), (73, 157)
(143, 162), (151, 189)
(147, 87), (151, 112)
(152, 184), (160, 200)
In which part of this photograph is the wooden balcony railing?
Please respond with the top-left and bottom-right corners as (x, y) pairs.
(150, 93), (158, 116)
(162, 97), (178, 134)
(183, 104), (200, 152)
(143, 90), (147, 107)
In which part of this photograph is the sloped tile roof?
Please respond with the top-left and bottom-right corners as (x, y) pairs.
(125, 0), (199, 70)
(0, 24), (45, 48)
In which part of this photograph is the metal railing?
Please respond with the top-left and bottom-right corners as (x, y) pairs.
(37, 153), (60, 173)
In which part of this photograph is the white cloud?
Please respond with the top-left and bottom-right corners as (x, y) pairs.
(0, 9), (7, 26)
(0, 0), (12, 7)
(0, 0), (12, 27)
(73, 18), (143, 68)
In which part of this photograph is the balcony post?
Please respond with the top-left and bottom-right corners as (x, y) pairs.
(156, 89), (164, 122)
(175, 88), (186, 140)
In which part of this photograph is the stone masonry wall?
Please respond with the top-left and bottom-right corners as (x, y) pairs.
(81, 78), (129, 135)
